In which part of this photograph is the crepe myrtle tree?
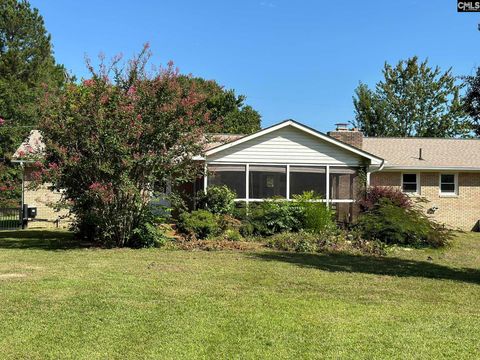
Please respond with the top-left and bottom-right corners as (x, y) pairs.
(34, 45), (214, 246)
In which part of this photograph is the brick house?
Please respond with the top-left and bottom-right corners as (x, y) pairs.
(14, 120), (480, 230)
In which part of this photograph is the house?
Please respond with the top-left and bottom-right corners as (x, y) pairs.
(14, 120), (480, 230)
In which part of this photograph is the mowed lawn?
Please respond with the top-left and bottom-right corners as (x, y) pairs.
(0, 231), (479, 359)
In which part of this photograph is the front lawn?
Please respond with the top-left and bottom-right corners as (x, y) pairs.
(0, 230), (479, 359)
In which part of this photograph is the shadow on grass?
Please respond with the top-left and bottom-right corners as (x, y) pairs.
(0, 230), (92, 250)
(252, 252), (480, 285)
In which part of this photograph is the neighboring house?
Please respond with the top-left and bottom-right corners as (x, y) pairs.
(14, 120), (480, 230)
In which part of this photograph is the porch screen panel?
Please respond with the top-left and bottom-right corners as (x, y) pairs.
(249, 165), (286, 199)
(290, 166), (326, 197)
(329, 167), (359, 200)
(207, 164), (246, 198)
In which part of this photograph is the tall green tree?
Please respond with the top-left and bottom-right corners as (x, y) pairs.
(178, 76), (261, 134)
(462, 67), (480, 136)
(0, 0), (64, 206)
(353, 57), (467, 137)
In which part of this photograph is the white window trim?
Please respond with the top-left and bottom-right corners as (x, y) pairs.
(401, 172), (420, 195)
(439, 173), (458, 197)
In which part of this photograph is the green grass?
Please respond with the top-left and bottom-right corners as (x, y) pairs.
(0, 230), (479, 359)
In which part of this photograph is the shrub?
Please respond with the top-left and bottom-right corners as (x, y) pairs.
(219, 214), (242, 231)
(358, 199), (451, 247)
(244, 200), (303, 236)
(239, 221), (255, 237)
(293, 191), (336, 234)
(222, 229), (243, 241)
(177, 210), (219, 239)
(196, 185), (236, 215)
(266, 231), (319, 252)
(359, 186), (413, 212)
(129, 222), (168, 248)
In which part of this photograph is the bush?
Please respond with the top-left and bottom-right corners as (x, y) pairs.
(219, 214), (242, 232)
(196, 185), (236, 215)
(222, 229), (243, 241)
(177, 210), (219, 239)
(359, 186), (413, 212)
(129, 222), (168, 248)
(358, 199), (451, 247)
(244, 200), (303, 236)
(293, 191), (336, 234)
(267, 231), (319, 253)
(266, 230), (386, 255)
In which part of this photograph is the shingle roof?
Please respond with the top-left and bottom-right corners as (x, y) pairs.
(202, 134), (245, 150)
(363, 137), (480, 169)
(13, 130), (45, 159)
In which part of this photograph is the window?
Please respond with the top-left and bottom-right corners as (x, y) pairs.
(330, 167), (359, 200)
(402, 173), (419, 193)
(440, 174), (457, 195)
(290, 166), (326, 197)
(207, 164), (246, 198)
(249, 165), (286, 199)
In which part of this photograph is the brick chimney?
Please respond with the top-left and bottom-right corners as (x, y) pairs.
(327, 123), (363, 149)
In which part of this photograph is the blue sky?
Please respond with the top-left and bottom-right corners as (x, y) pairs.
(31, 0), (479, 132)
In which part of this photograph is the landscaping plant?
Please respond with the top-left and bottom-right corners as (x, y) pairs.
(196, 185), (236, 215)
(34, 45), (219, 246)
(358, 198), (451, 247)
(177, 210), (220, 240)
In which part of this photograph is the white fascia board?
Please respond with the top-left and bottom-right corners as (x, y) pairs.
(383, 165), (480, 172)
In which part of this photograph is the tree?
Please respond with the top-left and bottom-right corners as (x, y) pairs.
(178, 76), (261, 134)
(353, 57), (467, 137)
(462, 67), (480, 136)
(35, 46), (219, 247)
(0, 0), (65, 206)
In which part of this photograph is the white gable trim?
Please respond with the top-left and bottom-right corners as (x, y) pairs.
(205, 120), (383, 165)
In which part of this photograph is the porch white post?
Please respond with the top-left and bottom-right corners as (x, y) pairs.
(286, 164), (290, 200)
(203, 163), (208, 193)
(325, 165), (330, 206)
(366, 170), (371, 187)
(245, 164), (250, 205)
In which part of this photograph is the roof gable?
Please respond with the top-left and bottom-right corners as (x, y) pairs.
(205, 120), (383, 166)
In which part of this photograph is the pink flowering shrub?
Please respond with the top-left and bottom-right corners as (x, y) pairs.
(37, 45), (217, 246)
(358, 186), (414, 212)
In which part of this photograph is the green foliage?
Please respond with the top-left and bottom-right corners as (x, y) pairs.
(462, 67), (480, 136)
(293, 191), (336, 234)
(245, 200), (303, 236)
(358, 199), (451, 247)
(267, 231), (319, 253)
(196, 185), (236, 215)
(37, 47), (217, 246)
(0, 0), (65, 206)
(266, 230), (386, 255)
(129, 222), (168, 248)
(221, 229), (243, 241)
(353, 56), (468, 137)
(177, 210), (219, 239)
(178, 76), (261, 134)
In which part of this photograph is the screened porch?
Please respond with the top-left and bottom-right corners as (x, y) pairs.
(205, 163), (362, 222)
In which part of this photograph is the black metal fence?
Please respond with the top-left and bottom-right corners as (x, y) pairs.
(0, 207), (21, 230)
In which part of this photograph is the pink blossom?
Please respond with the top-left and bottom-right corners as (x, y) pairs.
(127, 86), (136, 96)
(83, 79), (94, 87)
(0, 118), (4, 126)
